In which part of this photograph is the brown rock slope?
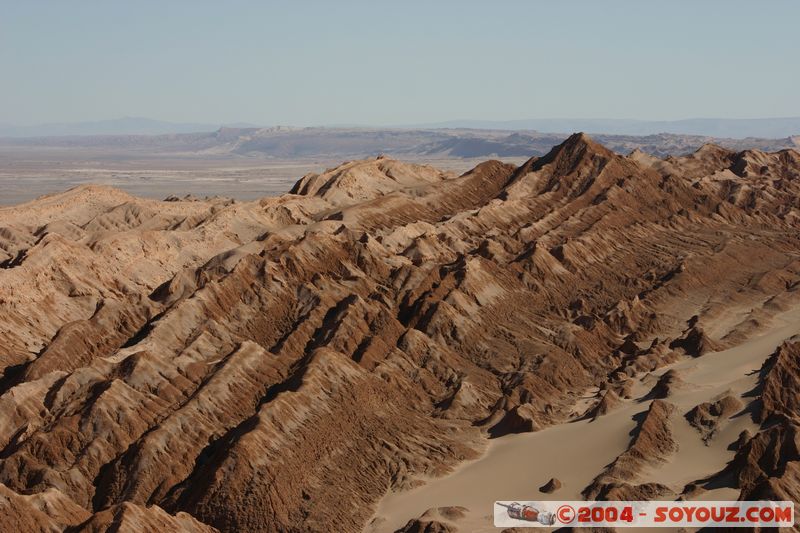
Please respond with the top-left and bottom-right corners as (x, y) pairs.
(1, 135), (799, 531)
(697, 340), (800, 502)
(583, 399), (679, 501)
(685, 393), (744, 443)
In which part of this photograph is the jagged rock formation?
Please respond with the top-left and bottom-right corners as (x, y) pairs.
(583, 399), (678, 500)
(1, 135), (799, 531)
(74, 503), (217, 533)
(588, 389), (621, 420)
(395, 507), (466, 533)
(396, 519), (456, 533)
(669, 323), (719, 357)
(706, 341), (800, 502)
(646, 369), (685, 399)
(759, 340), (800, 422)
(0, 483), (90, 531)
(684, 340), (800, 505)
(685, 393), (744, 443)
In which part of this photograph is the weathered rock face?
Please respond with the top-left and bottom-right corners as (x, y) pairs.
(0, 483), (91, 531)
(583, 399), (678, 500)
(588, 389), (621, 420)
(669, 324), (719, 357)
(74, 502), (218, 533)
(759, 341), (800, 423)
(709, 341), (800, 503)
(395, 507), (466, 533)
(539, 477), (562, 493)
(396, 518), (457, 533)
(681, 339), (800, 506)
(1, 135), (799, 531)
(686, 394), (744, 443)
(646, 369), (684, 400)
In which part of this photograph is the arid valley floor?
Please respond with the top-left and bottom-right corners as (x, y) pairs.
(2, 126), (796, 205)
(1, 134), (799, 532)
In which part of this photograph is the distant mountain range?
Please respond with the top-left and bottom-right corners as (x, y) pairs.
(0, 117), (259, 138)
(1, 116), (799, 139)
(2, 127), (798, 160)
(410, 117), (800, 139)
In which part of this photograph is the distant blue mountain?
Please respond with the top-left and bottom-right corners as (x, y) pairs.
(3, 116), (799, 140)
(409, 117), (800, 139)
(0, 117), (260, 138)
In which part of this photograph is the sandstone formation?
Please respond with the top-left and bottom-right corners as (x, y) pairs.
(646, 369), (685, 400)
(583, 399), (678, 500)
(395, 507), (466, 533)
(709, 341), (800, 502)
(1, 135), (800, 531)
(539, 477), (562, 493)
(685, 393), (744, 443)
(588, 389), (622, 420)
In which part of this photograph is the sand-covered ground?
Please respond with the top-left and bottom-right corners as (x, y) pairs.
(368, 306), (800, 532)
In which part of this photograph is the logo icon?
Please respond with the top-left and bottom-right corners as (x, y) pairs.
(557, 504), (576, 524)
(497, 502), (556, 525)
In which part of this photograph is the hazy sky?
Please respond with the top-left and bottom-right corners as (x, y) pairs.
(2, 0), (798, 126)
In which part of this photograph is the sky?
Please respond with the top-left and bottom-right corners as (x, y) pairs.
(1, 0), (798, 126)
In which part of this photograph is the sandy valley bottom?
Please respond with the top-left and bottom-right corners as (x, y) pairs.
(0, 149), (503, 205)
(367, 308), (800, 532)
